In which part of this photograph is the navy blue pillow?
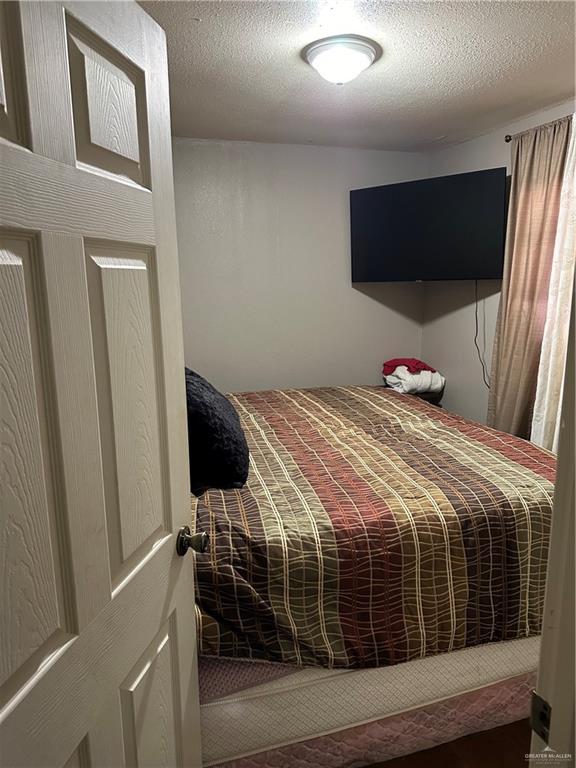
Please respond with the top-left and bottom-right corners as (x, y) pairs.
(185, 368), (249, 496)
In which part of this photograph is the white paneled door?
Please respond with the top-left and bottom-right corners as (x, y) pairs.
(0, 2), (202, 766)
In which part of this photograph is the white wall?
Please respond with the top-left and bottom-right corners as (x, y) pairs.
(422, 99), (574, 423)
(173, 139), (428, 393)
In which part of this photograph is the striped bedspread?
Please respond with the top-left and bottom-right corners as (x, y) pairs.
(193, 386), (555, 669)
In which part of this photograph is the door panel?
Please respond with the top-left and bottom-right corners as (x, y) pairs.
(121, 621), (180, 768)
(0, 3), (201, 766)
(85, 243), (165, 579)
(0, 234), (62, 687)
(0, 3), (28, 146)
(66, 14), (150, 185)
(63, 740), (90, 768)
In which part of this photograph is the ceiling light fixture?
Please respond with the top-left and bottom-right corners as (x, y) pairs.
(303, 35), (381, 85)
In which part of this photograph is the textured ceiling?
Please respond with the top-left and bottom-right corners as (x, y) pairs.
(142, 0), (575, 150)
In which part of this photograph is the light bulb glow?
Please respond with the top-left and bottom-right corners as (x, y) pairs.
(304, 36), (380, 84)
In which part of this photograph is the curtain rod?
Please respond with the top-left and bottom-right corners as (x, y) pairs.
(504, 113), (572, 143)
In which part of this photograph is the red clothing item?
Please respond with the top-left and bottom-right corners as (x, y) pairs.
(382, 358), (437, 376)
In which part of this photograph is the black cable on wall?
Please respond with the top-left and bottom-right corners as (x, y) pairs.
(474, 280), (491, 389)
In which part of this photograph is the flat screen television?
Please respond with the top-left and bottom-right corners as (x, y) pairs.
(350, 167), (507, 282)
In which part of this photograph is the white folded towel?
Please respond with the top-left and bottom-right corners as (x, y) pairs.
(384, 366), (445, 395)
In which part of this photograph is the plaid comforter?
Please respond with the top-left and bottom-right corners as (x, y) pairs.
(193, 386), (555, 669)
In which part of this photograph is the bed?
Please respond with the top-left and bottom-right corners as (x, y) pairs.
(192, 385), (555, 766)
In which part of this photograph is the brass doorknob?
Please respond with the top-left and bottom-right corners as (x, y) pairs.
(176, 526), (209, 556)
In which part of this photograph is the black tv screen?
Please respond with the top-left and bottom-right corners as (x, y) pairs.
(350, 168), (507, 282)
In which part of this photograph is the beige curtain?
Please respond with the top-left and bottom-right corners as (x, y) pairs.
(531, 115), (576, 451)
(488, 116), (572, 437)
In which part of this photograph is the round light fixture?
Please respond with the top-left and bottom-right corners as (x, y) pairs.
(303, 35), (381, 85)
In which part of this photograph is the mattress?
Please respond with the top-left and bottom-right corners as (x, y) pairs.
(201, 635), (539, 766)
(194, 385), (554, 669)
